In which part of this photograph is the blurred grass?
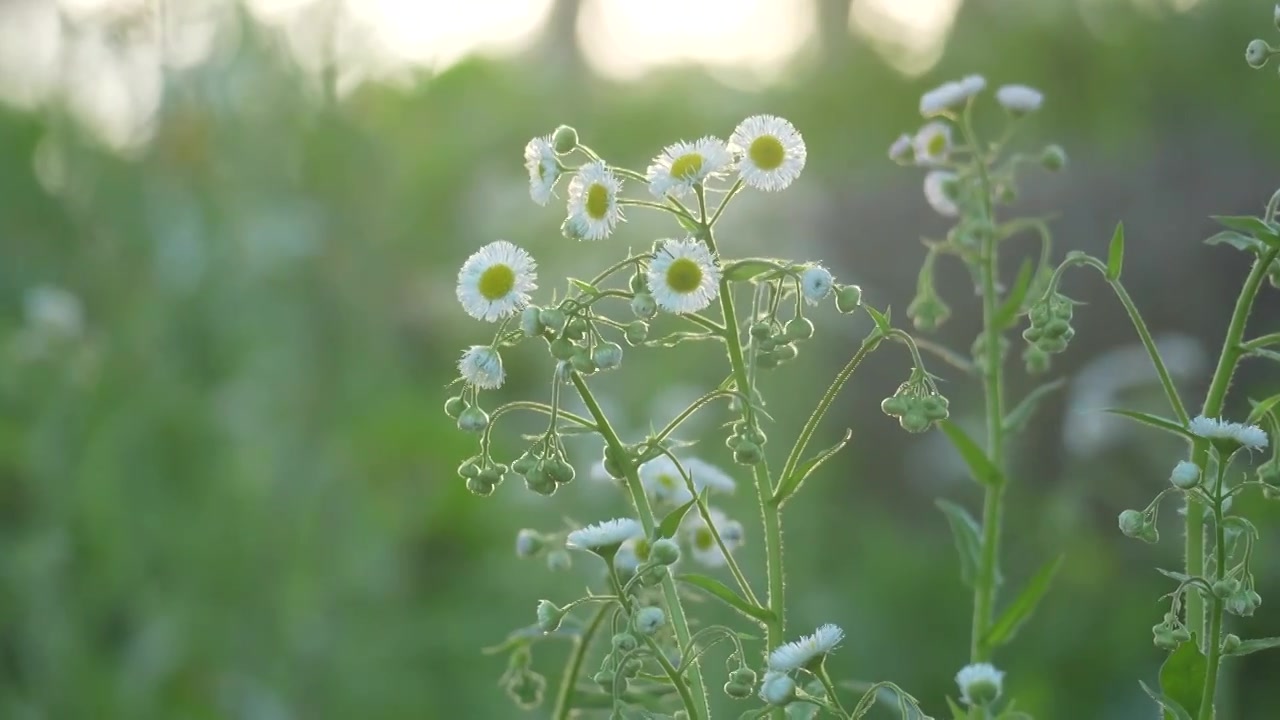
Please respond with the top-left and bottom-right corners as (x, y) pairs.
(3, 0), (1280, 718)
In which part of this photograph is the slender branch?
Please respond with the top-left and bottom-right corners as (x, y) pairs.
(1198, 460), (1229, 720)
(552, 603), (609, 720)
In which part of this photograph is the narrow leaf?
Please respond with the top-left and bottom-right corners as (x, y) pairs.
(643, 331), (716, 348)
(1105, 409), (1196, 442)
(676, 574), (775, 624)
(657, 490), (703, 540)
(1211, 214), (1280, 244)
(938, 420), (1002, 487)
(1139, 680), (1193, 720)
(1204, 230), (1265, 254)
(936, 499), (982, 588)
(568, 278), (599, 294)
(863, 304), (892, 333)
(1003, 378), (1067, 434)
(1106, 222), (1125, 280)
(945, 697), (968, 720)
(1159, 640), (1207, 720)
(1155, 568), (1192, 583)
(723, 259), (785, 283)
(1246, 394), (1280, 426)
(1225, 637), (1280, 657)
(983, 555), (1064, 648)
(994, 259), (1034, 330)
(772, 429), (853, 506)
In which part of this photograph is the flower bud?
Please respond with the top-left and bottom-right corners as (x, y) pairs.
(512, 453), (537, 476)
(1213, 577), (1241, 598)
(1138, 523), (1160, 544)
(593, 342), (624, 371)
(536, 600), (565, 633)
(759, 671), (796, 706)
(444, 395), (467, 419)
(632, 606), (666, 636)
(1246, 39), (1271, 69)
(543, 457), (576, 485)
(591, 669), (614, 688)
(631, 293), (657, 319)
(1169, 460), (1201, 490)
(1040, 144), (1066, 172)
(545, 548), (572, 571)
(1223, 633), (1242, 654)
(1118, 509), (1145, 538)
(525, 466), (557, 496)
(611, 632), (639, 653)
(521, 306), (543, 337)
(724, 681), (753, 699)
(755, 351), (778, 370)
(457, 406), (490, 433)
(516, 529), (544, 557)
(955, 663), (1004, 707)
(564, 318), (588, 341)
(772, 342), (798, 363)
(561, 217), (587, 241)
(908, 293), (951, 332)
(624, 320), (649, 346)
(1022, 345), (1051, 375)
(785, 317), (814, 341)
(457, 456), (482, 479)
(1152, 623), (1179, 650)
(834, 284), (863, 314)
(539, 308), (567, 335)
(552, 125), (578, 153)
(729, 667), (758, 688)
(466, 475), (495, 497)
(570, 349), (597, 374)
(549, 337), (576, 361)
(750, 321), (774, 340)
(651, 537), (681, 566)
(733, 441), (763, 466)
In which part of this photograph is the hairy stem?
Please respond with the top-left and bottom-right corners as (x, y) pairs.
(552, 603), (609, 720)
(1198, 461), (1229, 720)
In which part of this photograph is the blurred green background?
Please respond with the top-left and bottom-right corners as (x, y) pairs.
(3, 0), (1280, 717)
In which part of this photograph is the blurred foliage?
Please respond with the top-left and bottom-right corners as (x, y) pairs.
(3, 0), (1280, 718)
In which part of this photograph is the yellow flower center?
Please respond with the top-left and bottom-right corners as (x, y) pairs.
(585, 183), (610, 220)
(669, 153), (704, 181)
(926, 132), (947, 157)
(665, 257), (703, 294)
(478, 264), (516, 301)
(634, 538), (652, 562)
(658, 473), (677, 489)
(748, 135), (785, 171)
(694, 527), (714, 551)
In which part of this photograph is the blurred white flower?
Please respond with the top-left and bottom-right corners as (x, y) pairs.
(995, 84), (1044, 114)
(923, 170), (959, 216)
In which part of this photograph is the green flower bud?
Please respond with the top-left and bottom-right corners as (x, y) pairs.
(772, 342), (798, 363)
(631, 293), (657, 319)
(505, 669), (546, 709)
(552, 125), (578, 153)
(729, 667), (757, 688)
(1023, 345), (1051, 375)
(525, 465), (557, 496)
(515, 529), (544, 557)
(457, 406), (490, 433)
(545, 548), (571, 571)
(539, 308), (567, 335)
(908, 293), (951, 332)
(1222, 633), (1242, 654)
(785, 316), (814, 341)
(457, 456), (482, 479)
(543, 457), (576, 485)
(733, 441), (763, 465)
(1040, 144), (1066, 171)
(593, 342), (624, 371)
(632, 606), (666, 636)
(899, 410), (931, 434)
(1152, 623), (1179, 650)
(478, 464), (506, 487)
(996, 183), (1017, 204)
(1247, 38), (1271, 69)
(512, 453), (537, 476)
(592, 669), (614, 688)
(1213, 577), (1241, 598)
(919, 393), (950, 420)
(465, 475), (495, 497)
(564, 318), (588, 341)
(444, 395), (467, 419)
(624, 320), (649, 346)
(570, 349), (597, 374)
(549, 337), (576, 361)
(755, 351), (779, 370)
(834, 284), (863, 314)
(1170, 626), (1191, 643)
(612, 632), (639, 653)
(651, 538), (681, 566)
(750, 321), (774, 340)
(724, 681), (753, 700)
(521, 306), (543, 337)
(1118, 509), (1145, 538)
(536, 600), (565, 633)
(880, 395), (908, 417)
(1138, 523), (1160, 544)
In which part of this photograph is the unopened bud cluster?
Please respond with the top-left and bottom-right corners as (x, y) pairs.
(880, 378), (950, 433)
(1022, 291), (1076, 354)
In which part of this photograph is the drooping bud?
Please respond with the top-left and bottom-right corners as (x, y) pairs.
(552, 125), (579, 154)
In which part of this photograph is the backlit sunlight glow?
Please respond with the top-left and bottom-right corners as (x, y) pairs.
(577, 0), (816, 81)
(849, 0), (963, 75)
(341, 0), (554, 70)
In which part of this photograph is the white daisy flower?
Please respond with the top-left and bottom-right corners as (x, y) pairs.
(995, 84), (1044, 115)
(458, 345), (505, 389)
(524, 135), (560, 206)
(800, 265), (834, 305)
(566, 161), (624, 241)
(682, 507), (745, 568)
(646, 238), (722, 314)
(566, 518), (644, 551)
(955, 662), (1004, 706)
(767, 623), (845, 672)
(888, 133), (913, 164)
(912, 121), (952, 165)
(639, 456), (737, 504)
(456, 240), (538, 322)
(1189, 415), (1269, 451)
(923, 171), (960, 217)
(919, 75), (986, 117)
(614, 537), (651, 575)
(646, 136), (733, 198)
(728, 115), (806, 192)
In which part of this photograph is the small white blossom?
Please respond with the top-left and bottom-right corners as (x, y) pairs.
(996, 84), (1044, 114)
(458, 345), (505, 389)
(923, 170), (960, 217)
(1189, 415), (1269, 451)
(800, 265), (834, 305)
(919, 75), (986, 117)
(912, 121), (952, 165)
(566, 161), (624, 240)
(759, 671), (796, 706)
(682, 507), (744, 568)
(728, 115), (806, 191)
(888, 133), (913, 163)
(956, 662), (1004, 706)
(646, 136), (733, 198)
(524, 135), (560, 205)
(639, 455), (736, 504)
(767, 623), (844, 672)
(566, 518), (643, 550)
(456, 240), (538, 322)
(646, 238), (722, 314)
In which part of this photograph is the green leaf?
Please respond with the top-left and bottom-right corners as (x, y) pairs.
(1104, 409), (1196, 442)
(677, 574), (775, 625)
(568, 277), (599, 294)
(1225, 637), (1280, 657)
(1211, 214), (1280, 246)
(1106, 222), (1125, 280)
(936, 499), (983, 588)
(994, 259), (1034, 330)
(1140, 680), (1193, 720)
(1003, 378), (1067, 434)
(643, 331), (716, 348)
(945, 696), (968, 720)
(983, 555), (1063, 648)
(938, 420), (1002, 487)
(1246, 394), (1280, 426)
(657, 490), (703, 540)
(723, 259), (784, 283)
(1155, 568), (1192, 583)
(863, 304), (892, 333)
(1158, 640), (1206, 720)
(1205, 230), (1265, 254)
(772, 429), (852, 506)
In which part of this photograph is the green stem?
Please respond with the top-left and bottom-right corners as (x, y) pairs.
(1185, 246), (1278, 648)
(1198, 461), (1228, 720)
(816, 665), (849, 718)
(704, 227), (787, 712)
(569, 373), (710, 720)
(552, 603), (609, 720)
(962, 105), (1006, 663)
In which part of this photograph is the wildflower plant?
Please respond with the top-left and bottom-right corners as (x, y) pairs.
(450, 9), (1280, 716)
